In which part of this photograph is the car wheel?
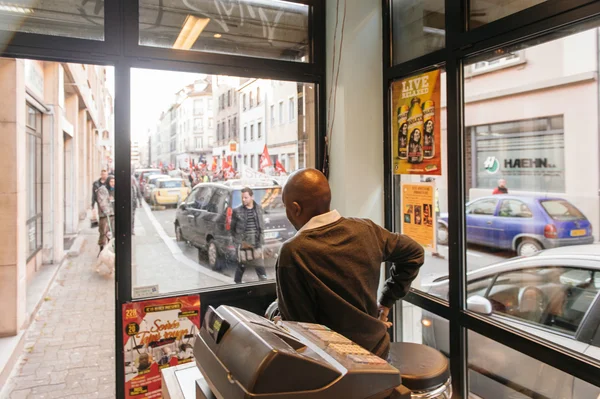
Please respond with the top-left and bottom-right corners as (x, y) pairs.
(517, 239), (542, 257)
(175, 224), (185, 242)
(437, 223), (449, 245)
(207, 240), (221, 271)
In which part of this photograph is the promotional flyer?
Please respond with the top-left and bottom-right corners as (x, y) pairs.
(122, 295), (201, 398)
(401, 182), (436, 252)
(392, 70), (442, 176)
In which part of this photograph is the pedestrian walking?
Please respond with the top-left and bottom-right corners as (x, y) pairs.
(493, 178), (508, 195)
(131, 174), (142, 235)
(91, 169), (109, 226)
(231, 187), (267, 283)
(97, 176), (115, 254)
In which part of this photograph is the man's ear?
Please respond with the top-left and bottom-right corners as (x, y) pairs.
(293, 201), (302, 216)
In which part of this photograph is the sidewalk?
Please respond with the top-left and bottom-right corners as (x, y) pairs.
(0, 224), (116, 399)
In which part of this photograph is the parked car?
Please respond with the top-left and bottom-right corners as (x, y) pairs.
(421, 245), (600, 399)
(144, 174), (170, 202)
(150, 178), (190, 206)
(437, 195), (594, 256)
(138, 169), (162, 194)
(174, 181), (295, 269)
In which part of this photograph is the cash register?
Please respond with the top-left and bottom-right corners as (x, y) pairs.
(192, 305), (451, 399)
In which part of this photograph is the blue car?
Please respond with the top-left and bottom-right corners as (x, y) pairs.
(437, 195), (594, 256)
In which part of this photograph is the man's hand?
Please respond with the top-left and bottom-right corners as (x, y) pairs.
(378, 304), (392, 329)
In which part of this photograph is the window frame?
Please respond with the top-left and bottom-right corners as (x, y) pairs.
(26, 103), (43, 261)
(382, 0), (600, 396)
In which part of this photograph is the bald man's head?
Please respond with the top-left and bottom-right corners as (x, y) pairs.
(282, 168), (332, 230)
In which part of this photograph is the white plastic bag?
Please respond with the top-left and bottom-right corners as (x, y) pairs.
(95, 238), (115, 276)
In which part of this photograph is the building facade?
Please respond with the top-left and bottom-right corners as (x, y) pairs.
(212, 76), (241, 168)
(0, 59), (113, 336)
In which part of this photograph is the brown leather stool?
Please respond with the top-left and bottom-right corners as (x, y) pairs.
(388, 342), (451, 398)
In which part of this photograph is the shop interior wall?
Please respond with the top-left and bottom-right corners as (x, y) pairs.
(326, 0), (384, 225)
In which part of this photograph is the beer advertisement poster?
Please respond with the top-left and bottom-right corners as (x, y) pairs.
(392, 69), (442, 175)
(122, 295), (201, 398)
(401, 182), (436, 252)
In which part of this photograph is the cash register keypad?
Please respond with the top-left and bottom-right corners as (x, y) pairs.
(299, 323), (330, 331)
(328, 343), (372, 356)
(308, 329), (352, 344)
(347, 354), (388, 365)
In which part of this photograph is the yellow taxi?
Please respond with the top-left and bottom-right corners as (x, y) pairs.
(150, 178), (190, 206)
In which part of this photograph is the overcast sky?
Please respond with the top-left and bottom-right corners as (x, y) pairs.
(129, 68), (206, 142)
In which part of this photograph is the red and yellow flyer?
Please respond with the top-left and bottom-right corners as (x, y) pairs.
(122, 295), (201, 399)
(392, 69), (442, 176)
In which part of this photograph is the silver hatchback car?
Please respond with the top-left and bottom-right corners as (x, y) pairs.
(421, 245), (600, 398)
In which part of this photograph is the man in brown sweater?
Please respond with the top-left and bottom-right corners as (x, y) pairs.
(276, 169), (424, 359)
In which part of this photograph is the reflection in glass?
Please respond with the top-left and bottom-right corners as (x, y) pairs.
(468, 330), (600, 398)
(470, 0), (546, 29)
(0, 0), (104, 40)
(391, 0), (445, 65)
(461, 26), (600, 367)
(139, 0), (309, 62)
(131, 69), (315, 297)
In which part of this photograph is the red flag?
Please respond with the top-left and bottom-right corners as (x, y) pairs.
(259, 145), (273, 171)
(222, 159), (235, 179)
(159, 161), (163, 168)
(211, 157), (218, 171)
(275, 160), (287, 175)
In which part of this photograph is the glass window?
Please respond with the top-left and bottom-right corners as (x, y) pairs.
(271, 105), (275, 126)
(463, 26), (600, 368)
(466, 198), (498, 215)
(249, 91), (254, 108)
(208, 118), (213, 128)
(467, 330), (599, 398)
(243, 93), (247, 110)
(194, 118), (203, 131)
(207, 99), (213, 111)
(288, 98), (294, 122)
(257, 87), (261, 105)
(498, 200), (533, 218)
(194, 99), (203, 115)
(470, 0), (547, 29)
(391, 69), (449, 312)
(391, 0), (445, 65)
(279, 101), (284, 124)
(139, 0), (309, 62)
(0, 0), (104, 41)
(131, 68), (316, 295)
(469, 117), (565, 193)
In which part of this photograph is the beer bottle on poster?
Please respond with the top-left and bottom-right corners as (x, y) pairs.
(407, 97), (424, 164)
(397, 105), (409, 159)
(422, 100), (435, 159)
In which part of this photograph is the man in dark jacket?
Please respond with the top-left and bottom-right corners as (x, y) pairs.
(231, 187), (268, 283)
(276, 169), (424, 359)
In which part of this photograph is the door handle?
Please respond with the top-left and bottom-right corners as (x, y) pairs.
(486, 221), (493, 225)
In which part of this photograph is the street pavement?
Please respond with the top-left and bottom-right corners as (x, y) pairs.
(138, 201), (513, 293)
(0, 225), (116, 399)
(132, 202), (275, 297)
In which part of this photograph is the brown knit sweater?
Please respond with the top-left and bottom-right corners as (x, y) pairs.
(276, 217), (424, 358)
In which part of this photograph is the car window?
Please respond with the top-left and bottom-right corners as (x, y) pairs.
(190, 187), (214, 210)
(206, 190), (228, 214)
(159, 180), (184, 189)
(498, 200), (533, 218)
(540, 200), (586, 221)
(468, 276), (495, 298)
(467, 199), (498, 215)
(186, 188), (198, 205)
(487, 267), (599, 335)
